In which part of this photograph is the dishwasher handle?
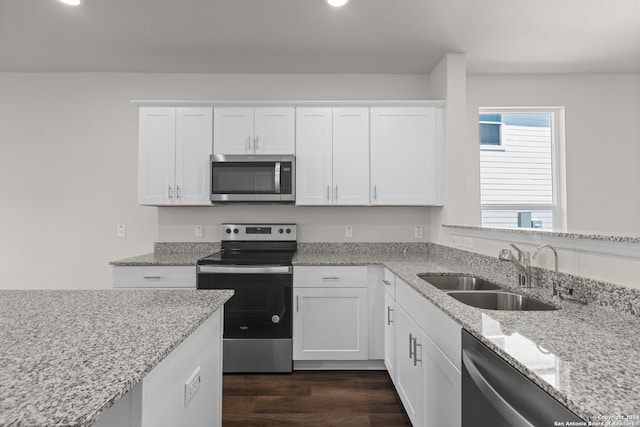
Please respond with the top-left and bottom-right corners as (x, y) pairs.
(462, 349), (535, 427)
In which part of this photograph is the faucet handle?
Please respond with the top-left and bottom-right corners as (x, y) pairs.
(499, 248), (511, 260)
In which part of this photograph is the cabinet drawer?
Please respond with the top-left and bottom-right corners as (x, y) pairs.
(113, 266), (196, 289)
(382, 268), (396, 297)
(396, 277), (461, 370)
(293, 266), (368, 288)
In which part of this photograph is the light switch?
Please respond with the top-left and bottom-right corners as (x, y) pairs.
(117, 225), (126, 238)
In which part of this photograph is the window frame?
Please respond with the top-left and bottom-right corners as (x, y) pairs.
(478, 107), (567, 231)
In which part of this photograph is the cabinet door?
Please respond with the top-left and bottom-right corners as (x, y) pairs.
(175, 108), (213, 205)
(295, 108), (333, 205)
(138, 107), (176, 206)
(293, 287), (368, 360)
(254, 108), (295, 154)
(384, 291), (396, 383)
(394, 304), (425, 427)
(332, 108), (370, 205)
(213, 108), (254, 154)
(425, 338), (461, 427)
(370, 107), (442, 206)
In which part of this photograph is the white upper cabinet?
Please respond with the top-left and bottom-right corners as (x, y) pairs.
(370, 107), (443, 206)
(213, 107), (295, 155)
(295, 107), (370, 206)
(138, 107), (212, 206)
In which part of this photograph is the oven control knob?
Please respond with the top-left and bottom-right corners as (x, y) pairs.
(286, 228), (291, 234)
(225, 228), (232, 234)
(233, 228), (239, 234)
(271, 315), (281, 324)
(278, 228), (284, 234)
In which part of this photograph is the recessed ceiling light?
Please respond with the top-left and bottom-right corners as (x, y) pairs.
(327, 0), (349, 7)
(58, 0), (83, 5)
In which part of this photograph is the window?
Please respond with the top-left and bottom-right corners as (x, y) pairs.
(479, 114), (502, 146)
(478, 108), (565, 230)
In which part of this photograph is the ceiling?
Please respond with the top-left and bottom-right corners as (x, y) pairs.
(1, 0), (639, 74)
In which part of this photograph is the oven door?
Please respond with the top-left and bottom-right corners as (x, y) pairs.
(196, 265), (292, 339)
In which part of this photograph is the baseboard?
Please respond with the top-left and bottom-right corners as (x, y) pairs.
(293, 360), (386, 370)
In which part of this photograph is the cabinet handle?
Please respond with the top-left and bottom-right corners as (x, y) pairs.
(409, 334), (415, 360)
(254, 135), (260, 149)
(322, 276), (340, 280)
(143, 276), (162, 280)
(387, 306), (393, 325)
(373, 185), (378, 200)
(382, 280), (392, 287)
(335, 185), (338, 200)
(247, 134), (252, 151)
(168, 186), (173, 198)
(414, 340), (422, 366)
(296, 295), (300, 312)
(176, 186), (181, 199)
(326, 185), (330, 201)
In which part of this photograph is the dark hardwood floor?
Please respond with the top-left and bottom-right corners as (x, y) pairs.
(223, 370), (411, 426)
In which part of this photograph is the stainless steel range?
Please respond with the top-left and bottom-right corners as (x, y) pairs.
(196, 223), (296, 373)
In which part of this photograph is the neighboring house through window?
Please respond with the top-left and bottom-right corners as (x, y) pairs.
(478, 108), (565, 230)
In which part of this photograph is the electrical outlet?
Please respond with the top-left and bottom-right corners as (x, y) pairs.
(117, 225), (126, 238)
(345, 226), (353, 238)
(463, 237), (474, 249)
(452, 236), (462, 246)
(195, 225), (203, 238)
(184, 367), (201, 407)
(414, 226), (423, 239)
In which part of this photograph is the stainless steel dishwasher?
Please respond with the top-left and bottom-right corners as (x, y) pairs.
(462, 330), (583, 427)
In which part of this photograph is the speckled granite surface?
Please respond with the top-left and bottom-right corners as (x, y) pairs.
(444, 224), (640, 244)
(0, 289), (233, 427)
(109, 242), (220, 266)
(293, 246), (640, 424)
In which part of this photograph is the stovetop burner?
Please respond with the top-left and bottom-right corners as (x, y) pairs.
(198, 250), (296, 266)
(197, 223), (297, 266)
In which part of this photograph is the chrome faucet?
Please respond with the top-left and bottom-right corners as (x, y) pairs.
(533, 244), (585, 303)
(499, 243), (531, 287)
(532, 244), (559, 297)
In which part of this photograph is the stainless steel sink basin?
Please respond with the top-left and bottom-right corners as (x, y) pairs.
(447, 291), (558, 311)
(418, 274), (502, 291)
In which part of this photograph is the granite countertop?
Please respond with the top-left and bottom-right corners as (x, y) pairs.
(0, 289), (233, 427)
(109, 251), (209, 266)
(293, 249), (640, 425)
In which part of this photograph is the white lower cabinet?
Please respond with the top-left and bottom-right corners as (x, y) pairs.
(112, 266), (196, 289)
(292, 265), (461, 426)
(384, 288), (396, 382)
(293, 286), (368, 360)
(395, 303), (427, 427)
(424, 334), (461, 427)
(394, 276), (461, 427)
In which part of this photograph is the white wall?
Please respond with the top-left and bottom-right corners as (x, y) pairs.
(0, 72), (431, 290)
(432, 72), (640, 289)
(467, 74), (640, 234)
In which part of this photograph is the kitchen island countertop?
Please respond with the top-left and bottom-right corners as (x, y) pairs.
(0, 289), (233, 427)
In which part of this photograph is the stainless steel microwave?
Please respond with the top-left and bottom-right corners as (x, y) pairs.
(210, 154), (295, 203)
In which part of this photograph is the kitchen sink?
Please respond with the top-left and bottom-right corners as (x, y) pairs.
(447, 291), (558, 311)
(418, 274), (502, 291)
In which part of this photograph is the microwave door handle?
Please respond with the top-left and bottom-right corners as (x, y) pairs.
(274, 162), (281, 193)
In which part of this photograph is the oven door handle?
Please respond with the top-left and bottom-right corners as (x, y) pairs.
(197, 265), (292, 274)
